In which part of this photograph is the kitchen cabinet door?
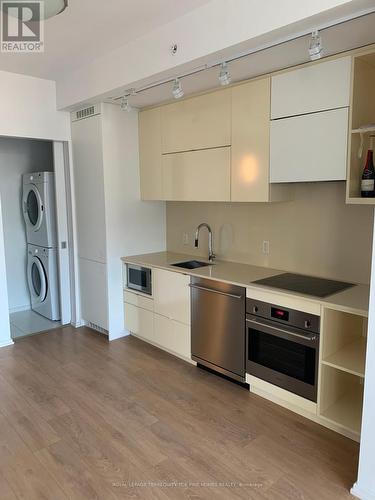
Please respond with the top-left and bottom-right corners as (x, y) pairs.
(153, 268), (190, 325)
(124, 302), (154, 342)
(72, 115), (107, 263)
(79, 258), (108, 330)
(161, 89), (231, 153)
(154, 313), (191, 359)
(271, 57), (351, 119)
(231, 77), (271, 202)
(162, 147), (231, 201)
(138, 108), (164, 200)
(270, 107), (348, 183)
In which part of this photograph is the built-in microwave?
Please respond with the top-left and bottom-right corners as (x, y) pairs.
(126, 264), (152, 295)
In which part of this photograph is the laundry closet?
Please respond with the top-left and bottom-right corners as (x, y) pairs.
(0, 136), (61, 339)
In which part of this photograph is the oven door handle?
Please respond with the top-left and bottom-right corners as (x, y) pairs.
(246, 317), (318, 342)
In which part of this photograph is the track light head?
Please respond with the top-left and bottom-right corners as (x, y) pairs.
(120, 96), (132, 112)
(308, 29), (323, 61)
(172, 78), (184, 99)
(218, 62), (231, 86)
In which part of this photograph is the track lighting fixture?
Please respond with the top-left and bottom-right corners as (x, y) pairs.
(218, 62), (231, 86)
(120, 96), (132, 112)
(308, 29), (323, 61)
(172, 78), (184, 99)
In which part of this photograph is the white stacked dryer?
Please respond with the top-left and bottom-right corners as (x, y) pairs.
(23, 172), (61, 321)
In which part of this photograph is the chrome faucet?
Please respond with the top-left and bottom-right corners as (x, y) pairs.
(195, 223), (216, 262)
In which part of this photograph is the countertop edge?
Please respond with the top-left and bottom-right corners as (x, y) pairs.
(121, 253), (369, 317)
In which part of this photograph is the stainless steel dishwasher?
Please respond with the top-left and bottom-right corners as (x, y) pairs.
(190, 277), (246, 382)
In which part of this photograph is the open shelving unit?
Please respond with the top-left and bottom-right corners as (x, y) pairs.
(347, 50), (375, 204)
(318, 308), (368, 440)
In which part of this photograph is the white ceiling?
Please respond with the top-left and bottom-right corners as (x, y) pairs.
(0, 0), (210, 79)
(109, 12), (375, 110)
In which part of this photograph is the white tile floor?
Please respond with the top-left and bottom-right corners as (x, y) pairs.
(9, 310), (61, 339)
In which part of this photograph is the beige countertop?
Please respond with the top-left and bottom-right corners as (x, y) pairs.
(121, 251), (369, 317)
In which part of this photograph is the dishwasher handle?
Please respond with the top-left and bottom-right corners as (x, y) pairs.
(189, 283), (243, 300)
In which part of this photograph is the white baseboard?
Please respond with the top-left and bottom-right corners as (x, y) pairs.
(0, 339), (14, 348)
(351, 482), (375, 500)
(9, 305), (30, 314)
(71, 319), (85, 328)
(109, 329), (130, 341)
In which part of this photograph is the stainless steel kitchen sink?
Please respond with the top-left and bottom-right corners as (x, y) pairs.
(172, 260), (211, 270)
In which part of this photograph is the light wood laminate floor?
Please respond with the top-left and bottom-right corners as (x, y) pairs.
(0, 326), (359, 499)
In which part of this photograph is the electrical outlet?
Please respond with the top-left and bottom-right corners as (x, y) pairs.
(262, 240), (270, 255)
(182, 232), (189, 246)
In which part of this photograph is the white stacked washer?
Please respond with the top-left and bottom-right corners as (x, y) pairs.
(23, 172), (61, 321)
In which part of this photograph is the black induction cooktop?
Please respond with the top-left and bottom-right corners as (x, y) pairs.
(253, 273), (354, 298)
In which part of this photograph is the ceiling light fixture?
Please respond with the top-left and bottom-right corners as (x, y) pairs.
(6, 0), (68, 20)
(218, 62), (231, 85)
(308, 29), (323, 60)
(172, 78), (184, 99)
(111, 10), (375, 107)
(120, 97), (132, 112)
(44, 0), (68, 19)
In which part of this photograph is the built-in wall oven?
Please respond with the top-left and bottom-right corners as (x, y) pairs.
(126, 264), (152, 295)
(246, 298), (320, 402)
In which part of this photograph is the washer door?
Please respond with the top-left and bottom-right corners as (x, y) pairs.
(27, 256), (47, 303)
(23, 185), (43, 231)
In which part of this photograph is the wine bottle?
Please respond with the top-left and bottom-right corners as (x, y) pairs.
(361, 135), (375, 198)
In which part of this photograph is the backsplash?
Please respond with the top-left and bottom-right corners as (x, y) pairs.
(166, 182), (374, 284)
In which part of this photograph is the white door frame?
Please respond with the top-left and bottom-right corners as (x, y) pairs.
(53, 140), (80, 327)
(0, 197), (12, 347)
(53, 141), (71, 325)
(0, 136), (79, 341)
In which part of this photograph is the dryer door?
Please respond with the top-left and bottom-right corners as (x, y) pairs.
(27, 256), (47, 304)
(23, 185), (44, 231)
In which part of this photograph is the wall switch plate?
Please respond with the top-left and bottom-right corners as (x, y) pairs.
(262, 240), (270, 255)
(182, 232), (189, 246)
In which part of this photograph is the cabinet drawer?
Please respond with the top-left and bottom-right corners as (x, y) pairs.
(153, 268), (190, 324)
(124, 290), (154, 311)
(271, 57), (351, 119)
(124, 302), (154, 342)
(161, 89), (231, 153)
(270, 107), (348, 183)
(154, 314), (191, 359)
(162, 147), (231, 201)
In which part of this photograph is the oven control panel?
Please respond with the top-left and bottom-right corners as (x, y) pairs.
(246, 298), (320, 334)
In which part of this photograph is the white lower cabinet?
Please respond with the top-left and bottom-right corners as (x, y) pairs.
(124, 301), (154, 343)
(153, 268), (191, 324)
(123, 269), (191, 361)
(154, 313), (191, 359)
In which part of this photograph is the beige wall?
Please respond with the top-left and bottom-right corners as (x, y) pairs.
(166, 182), (374, 284)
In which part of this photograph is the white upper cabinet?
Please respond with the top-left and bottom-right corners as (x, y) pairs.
(161, 89), (231, 153)
(271, 57), (352, 119)
(138, 108), (163, 200)
(270, 107), (349, 183)
(231, 77), (271, 202)
(162, 147), (231, 201)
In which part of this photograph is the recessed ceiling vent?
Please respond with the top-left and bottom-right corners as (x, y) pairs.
(71, 104), (101, 122)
